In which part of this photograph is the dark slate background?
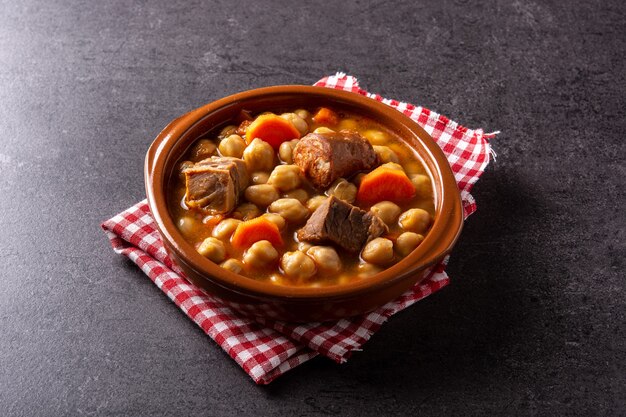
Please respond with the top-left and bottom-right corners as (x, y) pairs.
(1, 0), (624, 416)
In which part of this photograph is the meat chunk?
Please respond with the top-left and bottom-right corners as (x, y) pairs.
(184, 156), (248, 214)
(297, 196), (387, 252)
(292, 130), (379, 189)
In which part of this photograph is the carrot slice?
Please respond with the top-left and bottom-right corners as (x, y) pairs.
(312, 107), (339, 125)
(231, 216), (283, 249)
(245, 114), (301, 149)
(356, 167), (416, 204)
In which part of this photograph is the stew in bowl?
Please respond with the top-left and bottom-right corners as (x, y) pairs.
(145, 85), (463, 321)
(168, 107), (436, 288)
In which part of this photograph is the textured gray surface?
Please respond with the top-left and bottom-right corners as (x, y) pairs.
(1, 0), (624, 416)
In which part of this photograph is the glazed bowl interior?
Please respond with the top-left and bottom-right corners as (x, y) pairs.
(146, 85), (463, 301)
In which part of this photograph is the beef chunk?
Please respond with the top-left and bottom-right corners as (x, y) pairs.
(297, 196), (388, 252)
(184, 156), (248, 214)
(292, 130), (379, 189)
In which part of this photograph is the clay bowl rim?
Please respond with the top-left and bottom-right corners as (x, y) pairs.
(145, 85), (463, 301)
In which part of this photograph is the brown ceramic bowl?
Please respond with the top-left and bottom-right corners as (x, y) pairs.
(145, 85), (463, 322)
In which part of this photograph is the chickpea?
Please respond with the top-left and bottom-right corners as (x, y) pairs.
(307, 246), (342, 272)
(212, 218), (241, 240)
(401, 161), (425, 175)
(189, 139), (216, 161)
(233, 203), (261, 221)
(306, 195), (328, 212)
(361, 237), (394, 265)
(278, 139), (299, 164)
(357, 262), (382, 278)
(313, 127), (335, 134)
(178, 160), (194, 179)
(373, 145), (400, 164)
(197, 237), (226, 263)
(398, 208), (431, 233)
(363, 129), (387, 145)
(251, 171), (270, 185)
(280, 112), (308, 135)
(294, 109), (310, 120)
(280, 251), (317, 280)
(380, 162), (404, 172)
(243, 138), (274, 172)
(395, 232), (424, 256)
(177, 216), (198, 238)
(202, 215), (222, 226)
(244, 184), (279, 207)
(218, 134), (246, 158)
(338, 118), (358, 131)
(410, 174), (432, 198)
(262, 213), (286, 230)
(283, 188), (308, 204)
(268, 164), (302, 191)
(268, 198), (309, 223)
(370, 201), (402, 227)
(326, 178), (357, 204)
(220, 258), (243, 274)
(268, 273), (285, 286)
(218, 124), (238, 139)
(243, 240), (279, 268)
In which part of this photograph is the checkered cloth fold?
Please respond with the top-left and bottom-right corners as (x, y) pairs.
(102, 73), (494, 384)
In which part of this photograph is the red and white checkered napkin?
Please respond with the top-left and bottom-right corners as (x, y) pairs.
(101, 73), (495, 384)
